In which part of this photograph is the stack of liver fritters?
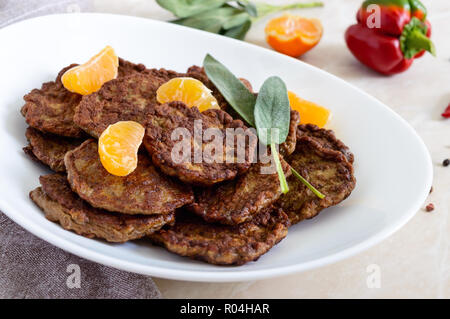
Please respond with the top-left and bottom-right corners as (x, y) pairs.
(22, 58), (355, 265)
(23, 58), (192, 242)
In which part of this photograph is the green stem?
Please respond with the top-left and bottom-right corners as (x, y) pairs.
(404, 29), (436, 58)
(271, 143), (289, 194)
(290, 167), (325, 199)
(400, 17), (436, 59)
(253, 1), (324, 22)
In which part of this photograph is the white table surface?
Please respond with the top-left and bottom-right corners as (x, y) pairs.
(93, 0), (450, 298)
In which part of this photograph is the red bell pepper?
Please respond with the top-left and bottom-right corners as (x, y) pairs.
(442, 104), (450, 119)
(346, 0), (435, 75)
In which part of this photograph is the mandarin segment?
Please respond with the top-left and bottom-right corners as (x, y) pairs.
(156, 77), (220, 112)
(98, 121), (145, 176)
(288, 91), (330, 128)
(265, 14), (323, 57)
(62, 45), (119, 95)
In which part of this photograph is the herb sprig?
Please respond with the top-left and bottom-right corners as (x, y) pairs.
(203, 54), (324, 198)
(254, 76), (291, 193)
(157, 0), (324, 40)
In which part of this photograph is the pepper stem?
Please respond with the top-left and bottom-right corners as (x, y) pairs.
(400, 17), (436, 59)
(404, 29), (436, 58)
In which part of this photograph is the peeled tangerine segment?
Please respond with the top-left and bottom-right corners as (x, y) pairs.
(62, 45), (119, 95)
(288, 91), (330, 128)
(157, 77), (220, 112)
(98, 121), (145, 177)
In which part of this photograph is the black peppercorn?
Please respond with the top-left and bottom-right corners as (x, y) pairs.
(443, 159), (450, 167)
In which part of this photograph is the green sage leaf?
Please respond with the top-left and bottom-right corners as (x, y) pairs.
(171, 7), (239, 33)
(254, 76), (290, 145)
(156, 0), (227, 18)
(254, 76), (290, 194)
(222, 20), (251, 39)
(203, 54), (256, 126)
(222, 12), (250, 30)
(242, 1), (258, 17)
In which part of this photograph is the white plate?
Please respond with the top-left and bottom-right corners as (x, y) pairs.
(0, 13), (432, 282)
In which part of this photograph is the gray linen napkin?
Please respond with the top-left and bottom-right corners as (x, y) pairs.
(0, 0), (162, 299)
(0, 213), (162, 299)
(0, 0), (91, 28)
